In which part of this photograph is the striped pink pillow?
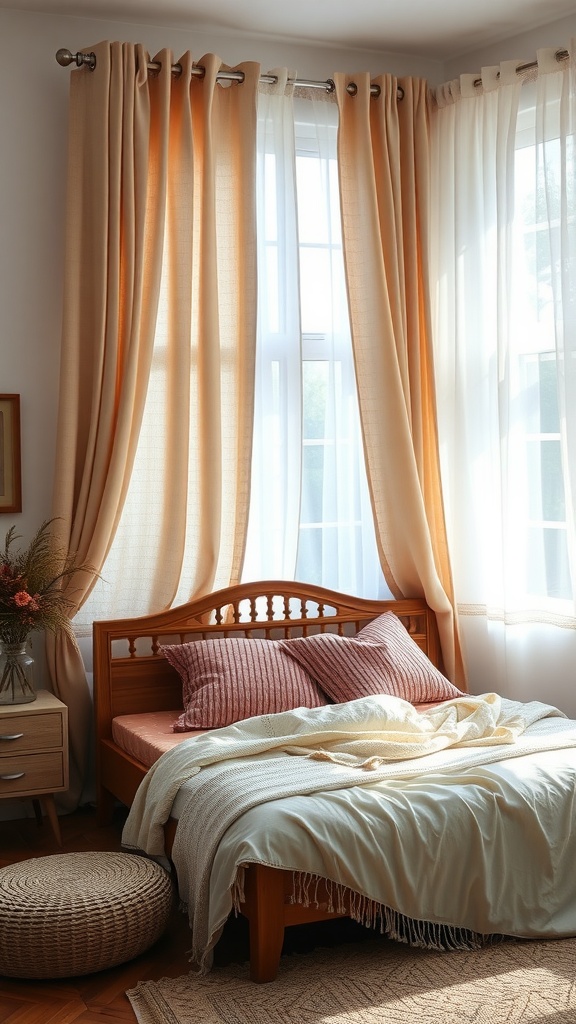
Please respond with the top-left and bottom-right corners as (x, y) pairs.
(161, 637), (328, 731)
(278, 612), (462, 705)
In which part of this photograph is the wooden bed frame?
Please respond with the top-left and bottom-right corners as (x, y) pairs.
(93, 580), (445, 981)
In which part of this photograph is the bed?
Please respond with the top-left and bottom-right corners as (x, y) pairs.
(93, 580), (576, 982)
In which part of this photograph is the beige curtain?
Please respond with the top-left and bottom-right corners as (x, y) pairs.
(48, 41), (259, 807)
(334, 73), (463, 684)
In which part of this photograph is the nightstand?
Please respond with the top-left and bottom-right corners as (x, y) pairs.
(0, 690), (69, 845)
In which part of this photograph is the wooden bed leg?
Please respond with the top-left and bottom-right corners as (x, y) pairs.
(96, 786), (117, 826)
(244, 864), (287, 983)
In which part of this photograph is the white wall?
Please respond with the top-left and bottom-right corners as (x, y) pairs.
(443, 11), (576, 80)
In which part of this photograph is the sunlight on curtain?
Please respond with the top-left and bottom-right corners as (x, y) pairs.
(430, 44), (576, 715)
(334, 73), (461, 680)
(50, 41), (176, 805)
(73, 51), (260, 638)
(243, 88), (388, 597)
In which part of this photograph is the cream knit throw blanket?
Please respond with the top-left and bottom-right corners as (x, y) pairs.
(122, 693), (574, 969)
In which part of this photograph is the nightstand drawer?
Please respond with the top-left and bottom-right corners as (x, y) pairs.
(0, 712), (64, 752)
(0, 751), (65, 795)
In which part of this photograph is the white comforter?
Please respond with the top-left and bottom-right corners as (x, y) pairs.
(122, 693), (576, 971)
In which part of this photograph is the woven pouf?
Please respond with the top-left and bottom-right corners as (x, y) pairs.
(0, 851), (174, 979)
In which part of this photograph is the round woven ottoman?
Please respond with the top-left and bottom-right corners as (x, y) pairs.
(0, 851), (174, 979)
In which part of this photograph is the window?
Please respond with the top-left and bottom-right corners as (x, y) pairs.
(79, 92), (387, 638)
(243, 95), (387, 597)
(296, 117), (381, 591)
(512, 92), (571, 603)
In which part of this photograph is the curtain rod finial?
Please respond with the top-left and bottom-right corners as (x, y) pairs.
(55, 48), (74, 66)
(55, 48), (96, 69)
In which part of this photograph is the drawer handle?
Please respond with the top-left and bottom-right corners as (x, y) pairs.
(0, 733), (24, 741)
(0, 773), (25, 781)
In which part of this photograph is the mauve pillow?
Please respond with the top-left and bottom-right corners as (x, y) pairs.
(161, 637), (328, 731)
(278, 611), (463, 705)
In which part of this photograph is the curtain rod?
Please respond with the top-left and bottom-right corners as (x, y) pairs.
(472, 47), (569, 88)
(55, 48), (400, 98)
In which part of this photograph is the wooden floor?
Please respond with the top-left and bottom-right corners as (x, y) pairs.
(0, 805), (201, 1024)
(0, 805), (376, 1023)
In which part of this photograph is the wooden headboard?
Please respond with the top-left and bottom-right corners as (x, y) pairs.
(93, 580), (443, 819)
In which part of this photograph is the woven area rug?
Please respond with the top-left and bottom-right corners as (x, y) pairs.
(127, 935), (576, 1023)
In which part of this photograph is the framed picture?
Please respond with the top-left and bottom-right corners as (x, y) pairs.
(0, 394), (22, 513)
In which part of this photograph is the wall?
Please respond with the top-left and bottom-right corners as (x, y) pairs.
(443, 11), (576, 80)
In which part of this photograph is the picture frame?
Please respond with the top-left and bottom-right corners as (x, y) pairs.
(0, 394), (22, 513)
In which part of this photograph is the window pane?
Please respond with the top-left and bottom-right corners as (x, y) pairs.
(299, 248), (334, 335)
(296, 154), (331, 244)
(302, 360), (328, 439)
(300, 444), (324, 523)
(527, 526), (571, 600)
(539, 354), (560, 434)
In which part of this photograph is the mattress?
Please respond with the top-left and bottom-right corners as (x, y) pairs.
(112, 710), (210, 767)
(112, 701), (443, 771)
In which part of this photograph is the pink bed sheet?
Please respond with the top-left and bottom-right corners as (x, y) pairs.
(111, 710), (210, 768)
(111, 701), (442, 769)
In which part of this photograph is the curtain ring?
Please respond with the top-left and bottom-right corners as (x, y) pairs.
(346, 81), (358, 96)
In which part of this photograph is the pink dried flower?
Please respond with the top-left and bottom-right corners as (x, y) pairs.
(0, 519), (98, 648)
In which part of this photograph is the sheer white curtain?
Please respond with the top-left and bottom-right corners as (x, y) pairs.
(430, 44), (576, 716)
(243, 85), (388, 597)
(242, 72), (302, 580)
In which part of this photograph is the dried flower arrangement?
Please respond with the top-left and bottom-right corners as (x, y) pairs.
(0, 519), (95, 701)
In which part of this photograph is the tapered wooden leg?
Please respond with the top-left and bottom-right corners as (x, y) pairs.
(41, 794), (62, 845)
(96, 785), (117, 826)
(243, 864), (286, 983)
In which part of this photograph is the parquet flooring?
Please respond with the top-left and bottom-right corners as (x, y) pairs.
(0, 805), (374, 1023)
(0, 805), (196, 1024)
